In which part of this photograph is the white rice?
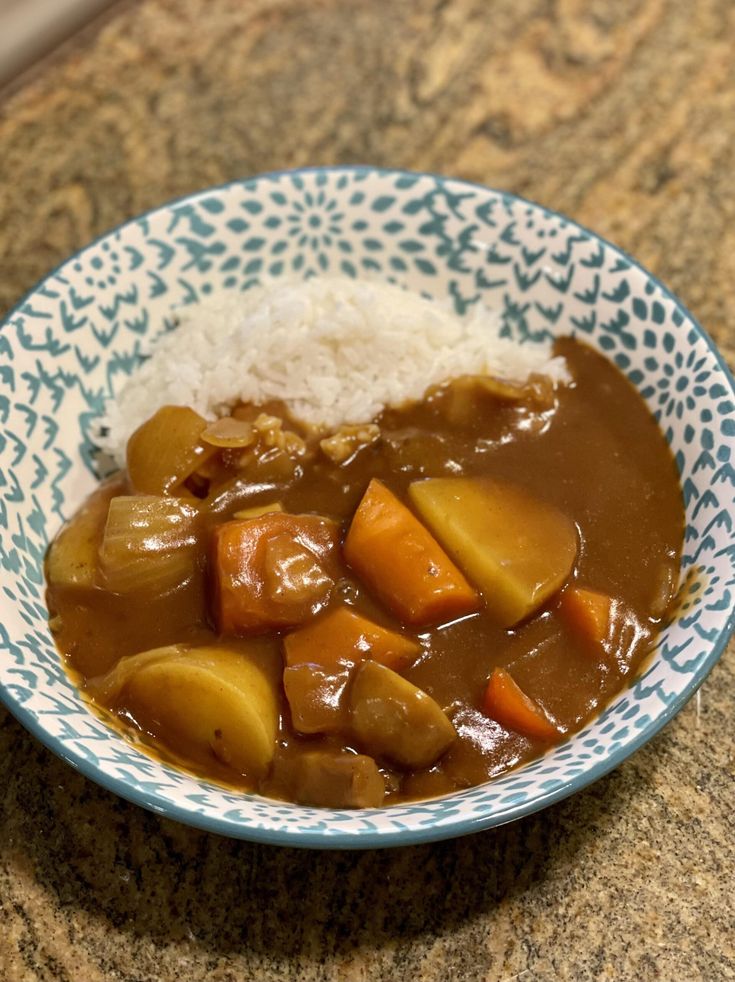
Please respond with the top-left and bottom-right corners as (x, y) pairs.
(98, 278), (568, 463)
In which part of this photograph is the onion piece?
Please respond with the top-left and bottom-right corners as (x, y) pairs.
(99, 495), (201, 595)
(127, 406), (218, 495)
(319, 424), (380, 464)
(201, 417), (256, 449)
(465, 375), (529, 401)
(46, 480), (118, 588)
(233, 502), (284, 519)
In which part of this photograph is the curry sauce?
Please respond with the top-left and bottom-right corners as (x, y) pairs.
(46, 339), (684, 807)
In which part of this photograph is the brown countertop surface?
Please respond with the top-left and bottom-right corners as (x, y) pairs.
(1, 1), (734, 979)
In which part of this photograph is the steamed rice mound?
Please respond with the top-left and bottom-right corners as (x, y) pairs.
(99, 278), (568, 464)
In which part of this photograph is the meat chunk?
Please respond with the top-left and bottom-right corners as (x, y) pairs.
(284, 751), (385, 808)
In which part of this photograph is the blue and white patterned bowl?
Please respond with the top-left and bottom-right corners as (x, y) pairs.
(1, 167), (733, 848)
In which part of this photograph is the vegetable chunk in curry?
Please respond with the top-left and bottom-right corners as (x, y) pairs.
(46, 339), (684, 808)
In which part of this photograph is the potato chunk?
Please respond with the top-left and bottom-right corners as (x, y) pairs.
(91, 644), (278, 779)
(349, 660), (456, 768)
(409, 477), (577, 626)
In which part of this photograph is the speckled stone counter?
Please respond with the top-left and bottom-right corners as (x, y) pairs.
(1, 2), (734, 980)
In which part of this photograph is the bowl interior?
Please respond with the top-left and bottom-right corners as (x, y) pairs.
(1, 166), (733, 847)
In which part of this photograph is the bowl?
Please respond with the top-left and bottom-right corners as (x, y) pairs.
(1, 166), (733, 848)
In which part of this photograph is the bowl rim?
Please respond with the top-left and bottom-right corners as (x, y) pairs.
(1, 164), (734, 849)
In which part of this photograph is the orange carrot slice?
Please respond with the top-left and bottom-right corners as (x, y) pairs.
(558, 586), (612, 648)
(343, 479), (480, 625)
(482, 667), (560, 742)
(284, 605), (420, 671)
(212, 513), (340, 635)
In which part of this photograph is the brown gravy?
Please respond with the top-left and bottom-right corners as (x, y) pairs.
(46, 339), (684, 805)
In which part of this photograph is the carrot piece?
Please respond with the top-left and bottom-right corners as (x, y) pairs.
(558, 587), (612, 647)
(212, 513), (340, 635)
(283, 605), (420, 671)
(283, 607), (419, 735)
(482, 667), (560, 743)
(343, 479), (480, 625)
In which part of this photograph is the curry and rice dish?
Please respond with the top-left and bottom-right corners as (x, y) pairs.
(45, 280), (684, 808)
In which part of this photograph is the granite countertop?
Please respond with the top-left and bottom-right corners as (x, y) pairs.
(1, 1), (733, 979)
